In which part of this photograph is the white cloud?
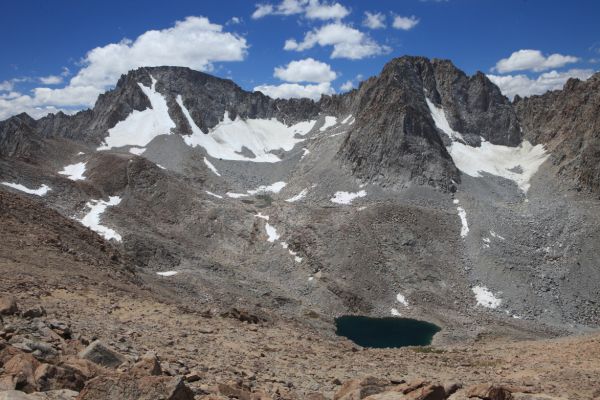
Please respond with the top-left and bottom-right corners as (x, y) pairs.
(251, 0), (349, 20)
(253, 82), (334, 100)
(39, 75), (63, 85)
(493, 49), (579, 73)
(0, 16), (248, 121)
(227, 16), (242, 25)
(339, 74), (363, 92)
(284, 22), (391, 59)
(252, 4), (275, 19)
(392, 15), (420, 30)
(0, 80), (14, 92)
(363, 11), (386, 29)
(340, 80), (354, 91)
(488, 68), (594, 99)
(305, 1), (350, 20)
(274, 58), (337, 83)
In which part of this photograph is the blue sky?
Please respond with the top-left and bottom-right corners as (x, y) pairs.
(1, 0), (599, 119)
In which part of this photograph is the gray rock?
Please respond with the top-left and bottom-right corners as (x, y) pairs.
(78, 340), (125, 368)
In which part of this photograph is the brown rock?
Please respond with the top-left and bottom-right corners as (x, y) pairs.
(0, 297), (18, 316)
(1, 352), (41, 393)
(466, 384), (513, 400)
(77, 341), (125, 368)
(334, 377), (391, 400)
(405, 384), (446, 400)
(131, 351), (162, 376)
(78, 374), (194, 400)
(218, 383), (252, 400)
(34, 363), (86, 391)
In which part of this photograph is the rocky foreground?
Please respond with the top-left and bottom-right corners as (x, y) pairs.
(2, 291), (600, 400)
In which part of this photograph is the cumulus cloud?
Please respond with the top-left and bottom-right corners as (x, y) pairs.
(493, 49), (579, 73)
(0, 80), (14, 92)
(284, 23), (391, 59)
(39, 75), (63, 85)
(339, 74), (363, 92)
(252, 0), (349, 20)
(0, 16), (248, 121)
(488, 68), (594, 99)
(363, 11), (386, 29)
(392, 15), (420, 30)
(253, 82), (334, 100)
(274, 58), (337, 83)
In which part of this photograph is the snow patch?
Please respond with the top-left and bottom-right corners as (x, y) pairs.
(286, 188), (308, 203)
(457, 206), (469, 238)
(490, 230), (505, 240)
(330, 190), (366, 205)
(472, 286), (502, 309)
(391, 308), (401, 317)
(77, 152), (85, 156)
(1, 182), (50, 196)
(205, 191), (223, 199)
(319, 116), (337, 131)
(300, 147), (310, 160)
(265, 223), (280, 242)
(129, 147), (146, 155)
(99, 77), (175, 150)
(226, 192), (248, 198)
(255, 213), (270, 221)
(425, 98), (464, 141)
(178, 96), (316, 163)
(453, 199), (459, 204)
(203, 157), (221, 176)
(396, 293), (409, 307)
(247, 181), (286, 195)
(156, 271), (178, 277)
(58, 162), (87, 181)
(341, 114), (353, 124)
(79, 196), (122, 242)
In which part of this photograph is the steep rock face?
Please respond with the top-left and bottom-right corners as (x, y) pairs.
(419, 58), (521, 146)
(334, 56), (520, 189)
(515, 73), (600, 194)
(333, 58), (459, 190)
(0, 113), (40, 158)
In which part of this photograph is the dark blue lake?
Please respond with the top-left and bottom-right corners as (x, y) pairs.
(335, 315), (441, 348)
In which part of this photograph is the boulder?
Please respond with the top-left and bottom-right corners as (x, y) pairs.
(0, 390), (78, 400)
(466, 384), (513, 400)
(33, 363), (85, 391)
(77, 341), (124, 368)
(21, 306), (46, 319)
(131, 351), (162, 376)
(0, 298), (18, 316)
(334, 377), (391, 400)
(0, 353), (40, 393)
(78, 375), (194, 400)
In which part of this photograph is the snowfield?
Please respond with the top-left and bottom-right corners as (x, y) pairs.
(98, 77), (175, 150)
(1, 182), (51, 196)
(330, 190), (366, 205)
(472, 286), (502, 309)
(59, 162), (87, 181)
(178, 95), (316, 163)
(79, 196), (122, 242)
(426, 96), (549, 193)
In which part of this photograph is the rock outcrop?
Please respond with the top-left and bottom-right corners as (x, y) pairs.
(515, 72), (600, 194)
